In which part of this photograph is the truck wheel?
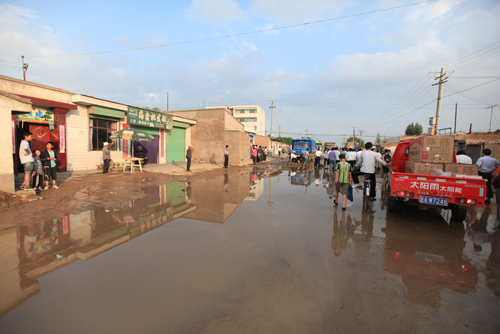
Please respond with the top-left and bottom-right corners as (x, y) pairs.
(450, 206), (467, 222)
(388, 196), (401, 213)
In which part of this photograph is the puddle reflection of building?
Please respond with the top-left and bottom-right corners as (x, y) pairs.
(1, 181), (196, 318)
(246, 172), (264, 201)
(184, 172), (250, 223)
(383, 208), (477, 309)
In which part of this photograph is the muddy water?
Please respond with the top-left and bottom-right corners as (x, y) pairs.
(1, 166), (499, 333)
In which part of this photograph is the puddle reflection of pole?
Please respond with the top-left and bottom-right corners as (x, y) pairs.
(267, 177), (274, 208)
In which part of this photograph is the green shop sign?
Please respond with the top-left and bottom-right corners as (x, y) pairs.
(127, 107), (173, 129)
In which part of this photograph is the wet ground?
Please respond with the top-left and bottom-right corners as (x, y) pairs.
(1, 164), (499, 333)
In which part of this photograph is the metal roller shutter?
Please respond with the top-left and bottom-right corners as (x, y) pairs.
(166, 127), (185, 162)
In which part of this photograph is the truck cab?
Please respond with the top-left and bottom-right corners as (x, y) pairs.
(290, 137), (315, 163)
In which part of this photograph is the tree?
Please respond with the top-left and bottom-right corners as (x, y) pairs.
(346, 136), (364, 148)
(143, 106), (162, 112)
(405, 122), (423, 135)
(376, 132), (381, 144)
(276, 137), (293, 145)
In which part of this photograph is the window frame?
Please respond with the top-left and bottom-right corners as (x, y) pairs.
(89, 118), (118, 151)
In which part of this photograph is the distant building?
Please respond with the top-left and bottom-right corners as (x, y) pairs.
(207, 105), (266, 136)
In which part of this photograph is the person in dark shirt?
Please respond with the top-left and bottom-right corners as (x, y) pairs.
(135, 146), (148, 165)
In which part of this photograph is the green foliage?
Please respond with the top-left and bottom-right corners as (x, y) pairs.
(40, 110), (53, 121)
(405, 122), (423, 135)
(376, 132), (381, 144)
(276, 136), (293, 145)
(346, 136), (364, 147)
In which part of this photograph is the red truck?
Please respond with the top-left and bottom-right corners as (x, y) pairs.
(388, 139), (487, 221)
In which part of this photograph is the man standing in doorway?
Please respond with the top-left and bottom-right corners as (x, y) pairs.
(224, 145), (229, 168)
(477, 148), (499, 203)
(186, 146), (192, 171)
(102, 142), (111, 174)
(19, 132), (34, 190)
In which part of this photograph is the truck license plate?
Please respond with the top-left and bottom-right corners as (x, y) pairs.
(419, 196), (448, 206)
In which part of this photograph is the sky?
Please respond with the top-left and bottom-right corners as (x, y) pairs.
(1, 0), (500, 144)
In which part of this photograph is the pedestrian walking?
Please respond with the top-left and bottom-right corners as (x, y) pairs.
(41, 141), (59, 189)
(102, 142), (111, 174)
(258, 146), (263, 162)
(334, 154), (353, 210)
(224, 145), (229, 168)
(264, 147), (267, 161)
(328, 148), (337, 172)
(346, 148), (357, 169)
(252, 146), (257, 164)
(477, 149), (499, 202)
(186, 146), (192, 171)
(19, 132), (34, 190)
(324, 148), (330, 168)
(456, 150), (472, 164)
(278, 147), (281, 158)
(314, 148), (322, 169)
(352, 142), (387, 201)
(382, 149), (392, 177)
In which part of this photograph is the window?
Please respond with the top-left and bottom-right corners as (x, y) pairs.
(234, 109), (244, 114)
(237, 117), (257, 122)
(89, 119), (117, 151)
(249, 109), (257, 113)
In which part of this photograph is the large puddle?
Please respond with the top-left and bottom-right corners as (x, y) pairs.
(1, 166), (499, 333)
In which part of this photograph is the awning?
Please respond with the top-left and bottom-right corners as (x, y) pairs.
(88, 106), (125, 119)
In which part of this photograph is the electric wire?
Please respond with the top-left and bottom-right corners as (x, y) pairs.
(25, 0), (437, 58)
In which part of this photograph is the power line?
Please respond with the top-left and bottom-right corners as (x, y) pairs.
(26, 0), (437, 58)
(443, 40), (500, 69)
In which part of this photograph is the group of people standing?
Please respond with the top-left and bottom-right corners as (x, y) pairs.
(251, 145), (268, 164)
(19, 132), (59, 193)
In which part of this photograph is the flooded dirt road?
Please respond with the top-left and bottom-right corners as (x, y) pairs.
(1, 165), (499, 333)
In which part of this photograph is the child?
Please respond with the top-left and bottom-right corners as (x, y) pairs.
(31, 149), (44, 193)
(41, 141), (59, 190)
(334, 154), (353, 210)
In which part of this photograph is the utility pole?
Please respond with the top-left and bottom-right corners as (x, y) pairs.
(352, 127), (356, 147)
(269, 101), (276, 138)
(343, 134), (346, 146)
(167, 92), (169, 111)
(454, 103), (457, 134)
(359, 130), (364, 147)
(305, 129), (309, 137)
(279, 125), (281, 137)
(21, 55), (28, 81)
(488, 105), (497, 132)
(430, 67), (452, 135)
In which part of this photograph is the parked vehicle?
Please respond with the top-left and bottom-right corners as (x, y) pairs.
(387, 139), (486, 222)
(290, 137), (315, 163)
(324, 142), (338, 151)
(315, 141), (323, 151)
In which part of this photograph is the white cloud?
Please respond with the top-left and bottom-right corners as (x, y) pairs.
(185, 0), (246, 25)
(250, 0), (351, 23)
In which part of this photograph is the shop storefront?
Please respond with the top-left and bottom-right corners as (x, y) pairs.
(12, 97), (73, 175)
(127, 107), (172, 164)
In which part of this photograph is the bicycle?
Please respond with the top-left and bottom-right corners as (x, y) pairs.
(362, 177), (372, 211)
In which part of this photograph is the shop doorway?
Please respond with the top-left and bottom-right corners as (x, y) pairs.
(134, 135), (159, 164)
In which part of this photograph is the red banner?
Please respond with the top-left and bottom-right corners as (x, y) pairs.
(160, 128), (165, 158)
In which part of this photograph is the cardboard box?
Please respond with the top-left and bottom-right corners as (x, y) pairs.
(408, 135), (454, 163)
(444, 163), (478, 175)
(405, 161), (444, 175)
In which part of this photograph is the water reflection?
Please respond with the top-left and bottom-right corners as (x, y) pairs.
(0, 173), (255, 318)
(383, 207), (477, 309)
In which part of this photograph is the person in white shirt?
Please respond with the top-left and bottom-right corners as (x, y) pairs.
(19, 132), (34, 190)
(314, 148), (322, 169)
(456, 150), (472, 164)
(323, 149), (330, 168)
(352, 142), (387, 200)
(346, 148), (357, 168)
